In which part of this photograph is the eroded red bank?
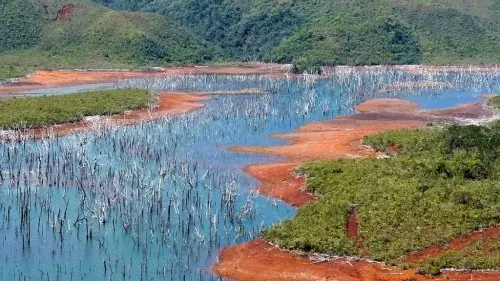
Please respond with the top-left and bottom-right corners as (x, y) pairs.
(214, 99), (500, 281)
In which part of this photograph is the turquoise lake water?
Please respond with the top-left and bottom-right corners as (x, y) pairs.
(0, 68), (499, 281)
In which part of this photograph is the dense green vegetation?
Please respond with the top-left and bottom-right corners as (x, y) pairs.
(488, 94), (500, 109)
(265, 124), (500, 274)
(0, 88), (149, 129)
(95, 0), (500, 72)
(0, 0), (220, 81)
(0, 0), (499, 79)
(0, 0), (44, 51)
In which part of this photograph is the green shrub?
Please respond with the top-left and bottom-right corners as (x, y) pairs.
(0, 88), (150, 129)
(420, 238), (500, 272)
(487, 95), (500, 110)
(0, 0), (44, 52)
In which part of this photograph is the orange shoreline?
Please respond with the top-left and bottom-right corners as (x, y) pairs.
(1, 65), (498, 279)
(214, 98), (500, 281)
(214, 238), (500, 281)
(0, 63), (286, 95)
(0, 92), (209, 139)
(2, 64), (498, 96)
(5, 88), (275, 139)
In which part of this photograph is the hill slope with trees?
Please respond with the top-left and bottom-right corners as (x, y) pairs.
(0, 0), (220, 81)
(94, 0), (500, 71)
(0, 0), (499, 80)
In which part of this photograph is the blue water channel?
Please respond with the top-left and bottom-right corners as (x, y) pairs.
(0, 68), (499, 281)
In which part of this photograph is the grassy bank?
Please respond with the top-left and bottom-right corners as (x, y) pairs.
(0, 89), (150, 129)
(264, 119), (500, 274)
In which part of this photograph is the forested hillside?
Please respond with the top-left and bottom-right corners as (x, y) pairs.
(93, 0), (500, 71)
(0, 0), (220, 80)
(0, 0), (499, 80)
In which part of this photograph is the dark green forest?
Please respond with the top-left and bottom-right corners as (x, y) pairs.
(88, 0), (500, 68)
(0, 0), (499, 80)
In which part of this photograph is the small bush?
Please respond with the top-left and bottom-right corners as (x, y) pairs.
(487, 95), (500, 109)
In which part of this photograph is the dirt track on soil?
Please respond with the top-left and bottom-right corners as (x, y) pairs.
(214, 98), (500, 281)
(406, 225), (500, 264)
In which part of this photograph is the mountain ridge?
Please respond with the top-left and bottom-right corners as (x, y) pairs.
(0, 0), (499, 80)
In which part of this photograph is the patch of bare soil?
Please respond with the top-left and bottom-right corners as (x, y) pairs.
(346, 206), (367, 255)
(431, 102), (499, 120)
(57, 4), (76, 21)
(0, 81), (43, 87)
(242, 163), (315, 207)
